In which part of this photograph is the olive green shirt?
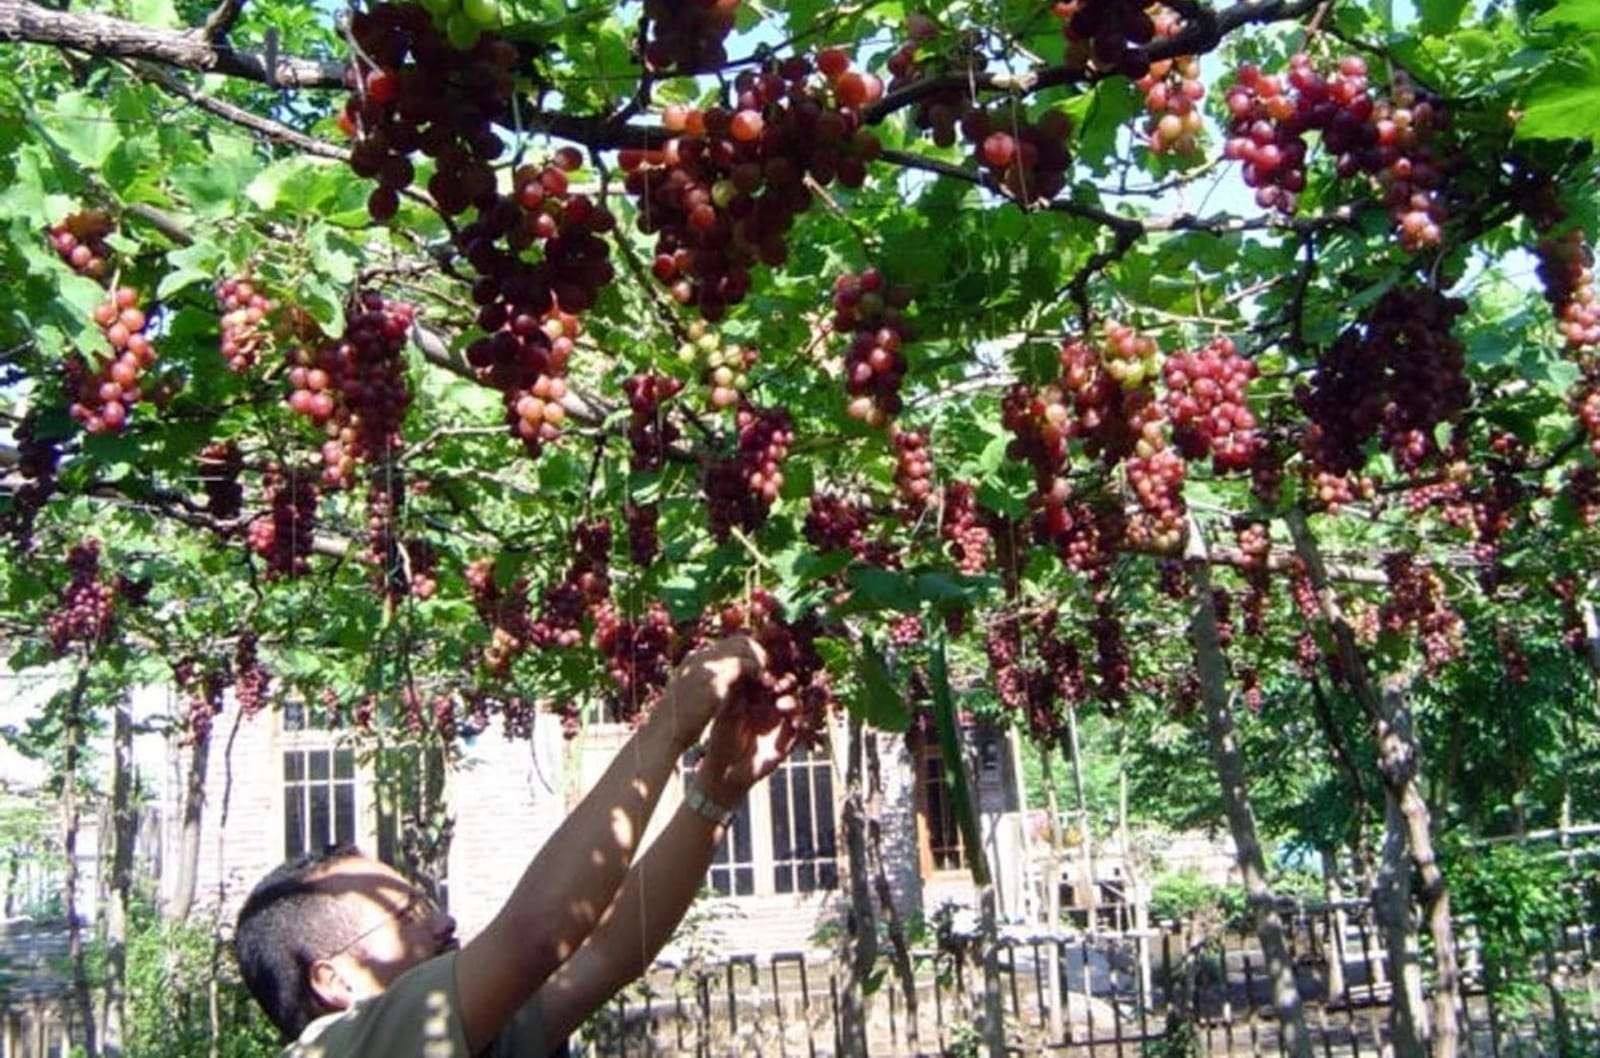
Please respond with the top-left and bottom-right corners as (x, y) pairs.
(285, 951), (547, 1058)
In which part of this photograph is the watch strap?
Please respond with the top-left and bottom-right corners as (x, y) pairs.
(683, 773), (736, 828)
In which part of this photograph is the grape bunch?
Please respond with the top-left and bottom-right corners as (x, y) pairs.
(5, 414), (61, 550)
(529, 519), (613, 650)
(888, 613), (924, 648)
(803, 492), (872, 556)
(246, 464), (319, 579)
(891, 426), (935, 511)
(1567, 466), (1600, 527)
(1134, 10), (1204, 154)
(216, 275), (274, 373)
(1234, 520), (1271, 636)
(674, 322), (755, 411)
(832, 268), (916, 425)
(1552, 577), (1588, 658)
(1224, 54), (1449, 247)
(703, 404), (793, 541)
(966, 106), (1074, 206)
(1160, 337), (1261, 472)
(1297, 287), (1469, 476)
(498, 307), (579, 456)
(173, 656), (225, 746)
(1525, 186), (1600, 351)
(67, 286), (157, 435)
(48, 210), (114, 281)
(623, 373), (683, 471)
(285, 292), (416, 487)
(985, 613), (1028, 712)
(1379, 552), (1462, 672)
(197, 441), (245, 520)
(1053, 0), (1169, 79)
(1576, 384), (1600, 459)
(1495, 623), (1531, 685)
(1088, 598), (1131, 708)
(466, 557), (534, 675)
(1123, 394), (1186, 551)
(721, 590), (834, 746)
(592, 600), (674, 722)
(1158, 558), (1187, 599)
(621, 51), (884, 320)
(940, 481), (993, 574)
(234, 632), (271, 717)
(45, 540), (117, 654)
(410, 0), (503, 48)
(641, 0), (739, 72)
(625, 502), (660, 567)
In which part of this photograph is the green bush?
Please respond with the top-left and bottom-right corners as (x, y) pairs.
(1149, 868), (1244, 924)
(1444, 841), (1580, 1009)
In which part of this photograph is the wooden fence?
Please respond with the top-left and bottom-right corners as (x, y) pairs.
(579, 896), (1600, 1058)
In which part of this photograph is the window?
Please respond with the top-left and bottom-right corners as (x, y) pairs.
(681, 740), (838, 898)
(769, 744), (837, 894)
(915, 738), (968, 873)
(283, 747), (357, 859)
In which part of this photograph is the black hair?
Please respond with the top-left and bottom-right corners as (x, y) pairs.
(234, 844), (364, 1041)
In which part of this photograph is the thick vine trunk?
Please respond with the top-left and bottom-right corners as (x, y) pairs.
(1187, 545), (1313, 1058)
(864, 732), (919, 1048)
(1375, 787), (1429, 1058)
(979, 882), (1007, 1058)
(61, 666), (98, 1058)
(1285, 510), (1462, 1058)
(102, 694), (133, 1058)
(838, 714), (874, 1058)
(1321, 851), (1349, 1002)
(167, 731), (209, 922)
(1060, 706), (1098, 919)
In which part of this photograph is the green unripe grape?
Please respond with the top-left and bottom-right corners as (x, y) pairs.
(420, 0), (455, 18)
(733, 373), (750, 392)
(677, 342), (697, 364)
(711, 179), (738, 210)
(696, 333), (719, 353)
(462, 0), (501, 27)
(445, 12), (481, 49)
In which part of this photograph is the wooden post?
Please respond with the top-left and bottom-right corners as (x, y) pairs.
(1285, 510), (1463, 1058)
(60, 663), (98, 1058)
(1188, 527), (1314, 1058)
(102, 692), (133, 1058)
(1040, 750), (1065, 1042)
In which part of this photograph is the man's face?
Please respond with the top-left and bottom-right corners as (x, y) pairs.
(313, 856), (458, 1002)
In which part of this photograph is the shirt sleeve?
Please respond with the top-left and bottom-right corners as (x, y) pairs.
(286, 952), (471, 1058)
(485, 995), (548, 1058)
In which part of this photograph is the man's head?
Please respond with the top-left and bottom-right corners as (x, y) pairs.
(234, 846), (458, 1040)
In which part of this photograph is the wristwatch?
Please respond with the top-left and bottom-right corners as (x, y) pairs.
(683, 773), (737, 828)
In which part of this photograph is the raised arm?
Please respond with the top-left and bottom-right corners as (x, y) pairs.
(453, 635), (766, 1053)
(530, 697), (802, 1044)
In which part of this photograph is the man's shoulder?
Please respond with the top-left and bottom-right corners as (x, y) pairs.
(283, 953), (466, 1058)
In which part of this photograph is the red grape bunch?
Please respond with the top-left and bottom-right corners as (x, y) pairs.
(173, 656), (225, 746)
(1099, 319), (1161, 388)
(6, 414), (61, 550)
(246, 464), (319, 579)
(1089, 598), (1131, 708)
(621, 49), (883, 320)
(985, 613), (1029, 713)
(703, 403), (793, 541)
(1552, 577), (1589, 658)
(285, 292), (417, 487)
(641, 0), (740, 73)
(45, 540), (117, 654)
(1224, 54), (1449, 248)
(1134, 9), (1204, 154)
(623, 373), (684, 471)
(1122, 395), (1186, 552)
(466, 557), (534, 675)
(48, 210), (113, 281)
(1379, 552), (1463, 672)
(1160, 336), (1261, 472)
(67, 286), (157, 435)
(1576, 384), (1600, 459)
(592, 600), (675, 723)
(1525, 185), (1600, 351)
(721, 589), (834, 747)
(234, 632), (271, 718)
(625, 502), (661, 567)
(832, 268), (916, 425)
(1297, 286), (1469, 477)
(966, 106), (1074, 207)
(1567, 466), (1600, 527)
(529, 519), (613, 650)
(1234, 519), (1271, 636)
(940, 481), (993, 574)
(1053, 0), (1169, 79)
(216, 275), (274, 373)
(891, 426), (935, 511)
(804, 493), (898, 568)
(197, 441), (245, 520)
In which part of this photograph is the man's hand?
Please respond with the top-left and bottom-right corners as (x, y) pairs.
(693, 697), (801, 809)
(654, 634), (767, 751)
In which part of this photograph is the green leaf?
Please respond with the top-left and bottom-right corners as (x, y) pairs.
(1537, 0), (1600, 30)
(36, 92), (121, 169)
(1516, 44), (1600, 145)
(929, 633), (989, 887)
(856, 637), (910, 733)
(1417, 0), (1469, 34)
(842, 567), (919, 614)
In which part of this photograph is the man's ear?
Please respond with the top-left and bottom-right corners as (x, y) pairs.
(307, 958), (354, 1013)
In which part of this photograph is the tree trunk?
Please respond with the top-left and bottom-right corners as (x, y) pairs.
(978, 881), (1007, 1058)
(838, 714), (874, 1058)
(864, 731), (919, 1048)
(61, 665), (99, 1058)
(1187, 544), (1314, 1058)
(1375, 788), (1429, 1058)
(1321, 850), (1348, 1003)
(1285, 510), (1462, 1058)
(1040, 750), (1065, 1041)
(101, 694), (134, 1058)
(167, 731), (209, 922)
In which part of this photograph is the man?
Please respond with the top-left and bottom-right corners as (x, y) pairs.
(235, 635), (791, 1057)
